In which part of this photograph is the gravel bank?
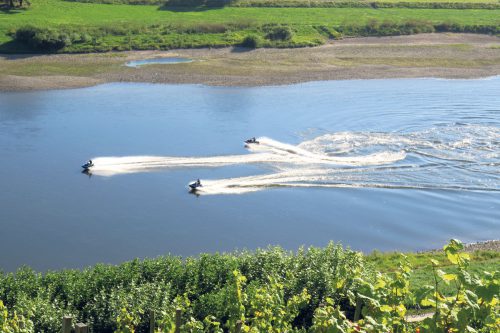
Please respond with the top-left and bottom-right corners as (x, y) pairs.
(1, 33), (498, 91)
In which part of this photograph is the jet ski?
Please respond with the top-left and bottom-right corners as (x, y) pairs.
(189, 179), (202, 190)
(244, 137), (259, 145)
(82, 160), (94, 170)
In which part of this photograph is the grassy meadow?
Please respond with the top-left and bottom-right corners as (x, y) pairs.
(0, 0), (499, 52)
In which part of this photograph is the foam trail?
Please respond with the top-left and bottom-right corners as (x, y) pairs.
(89, 154), (280, 176)
(248, 137), (405, 166)
(88, 137), (406, 177)
(193, 166), (500, 195)
(86, 125), (500, 195)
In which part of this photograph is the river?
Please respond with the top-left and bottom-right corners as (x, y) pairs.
(0, 77), (499, 271)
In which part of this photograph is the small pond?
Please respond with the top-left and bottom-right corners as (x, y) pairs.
(125, 57), (193, 68)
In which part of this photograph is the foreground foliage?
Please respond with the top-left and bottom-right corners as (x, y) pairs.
(0, 240), (498, 332)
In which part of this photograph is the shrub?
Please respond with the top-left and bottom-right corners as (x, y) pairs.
(36, 31), (71, 51)
(0, 241), (498, 332)
(264, 25), (293, 41)
(14, 26), (37, 42)
(13, 26), (74, 52)
(240, 34), (259, 48)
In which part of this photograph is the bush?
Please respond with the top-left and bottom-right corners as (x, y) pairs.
(0, 241), (498, 332)
(34, 30), (72, 50)
(14, 26), (37, 42)
(0, 243), (366, 332)
(240, 34), (259, 48)
(13, 26), (74, 52)
(264, 25), (293, 41)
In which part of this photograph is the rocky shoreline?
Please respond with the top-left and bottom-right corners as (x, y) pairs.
(419, 240), (500, 254)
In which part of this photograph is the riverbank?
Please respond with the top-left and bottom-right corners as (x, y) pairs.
(446, 239), (499, 253)
(1, 33), (499, 91)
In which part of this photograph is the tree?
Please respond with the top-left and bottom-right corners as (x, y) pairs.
(3, 0), (29, 8)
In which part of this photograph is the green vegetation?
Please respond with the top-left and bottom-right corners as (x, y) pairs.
(67, 0), (500, 10)
(1, 0), (30, 9)
(230, 0), (500, 10)
(0, 240), (498, 332)
(240, 34), (260, 48)
(264, 25), (294, 41)
(0, 0), (499, 53)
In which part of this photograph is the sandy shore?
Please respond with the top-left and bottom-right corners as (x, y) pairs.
(1, 33), (499, 91)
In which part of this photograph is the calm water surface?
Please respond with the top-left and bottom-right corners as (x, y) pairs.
(0, 78), (499, 271)
(125, 57), (193, 67)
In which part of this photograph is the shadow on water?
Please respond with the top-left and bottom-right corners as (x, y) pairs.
(188, 189), (201, 197)
(81, 169), (93, 178)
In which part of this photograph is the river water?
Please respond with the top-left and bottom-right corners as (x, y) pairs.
(0, 78), (499, 271)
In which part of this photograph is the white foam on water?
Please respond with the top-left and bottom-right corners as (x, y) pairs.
(248, 137), (406, 166)
(89, 154), (280, 176)
(87, 125), (500, 195)
(89, 137), (406, 177)
(191, 166), (500, 196)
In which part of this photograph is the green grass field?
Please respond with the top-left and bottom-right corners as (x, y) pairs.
(1, 0), (499, 52)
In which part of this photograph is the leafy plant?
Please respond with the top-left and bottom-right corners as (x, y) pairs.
(0, 300), (33, 333)
(416, 239), (499, 332)
(0, 241), (497, 332)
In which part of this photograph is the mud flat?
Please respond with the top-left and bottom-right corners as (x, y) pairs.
(0, 33), (499, 91)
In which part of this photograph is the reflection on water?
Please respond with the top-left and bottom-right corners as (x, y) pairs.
(125, 57), (193, 67)
(0, 77), (499, 271)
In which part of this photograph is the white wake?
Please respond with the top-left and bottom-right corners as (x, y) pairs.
(88, 137), (406, 177)
(85, 125), (500, 195)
